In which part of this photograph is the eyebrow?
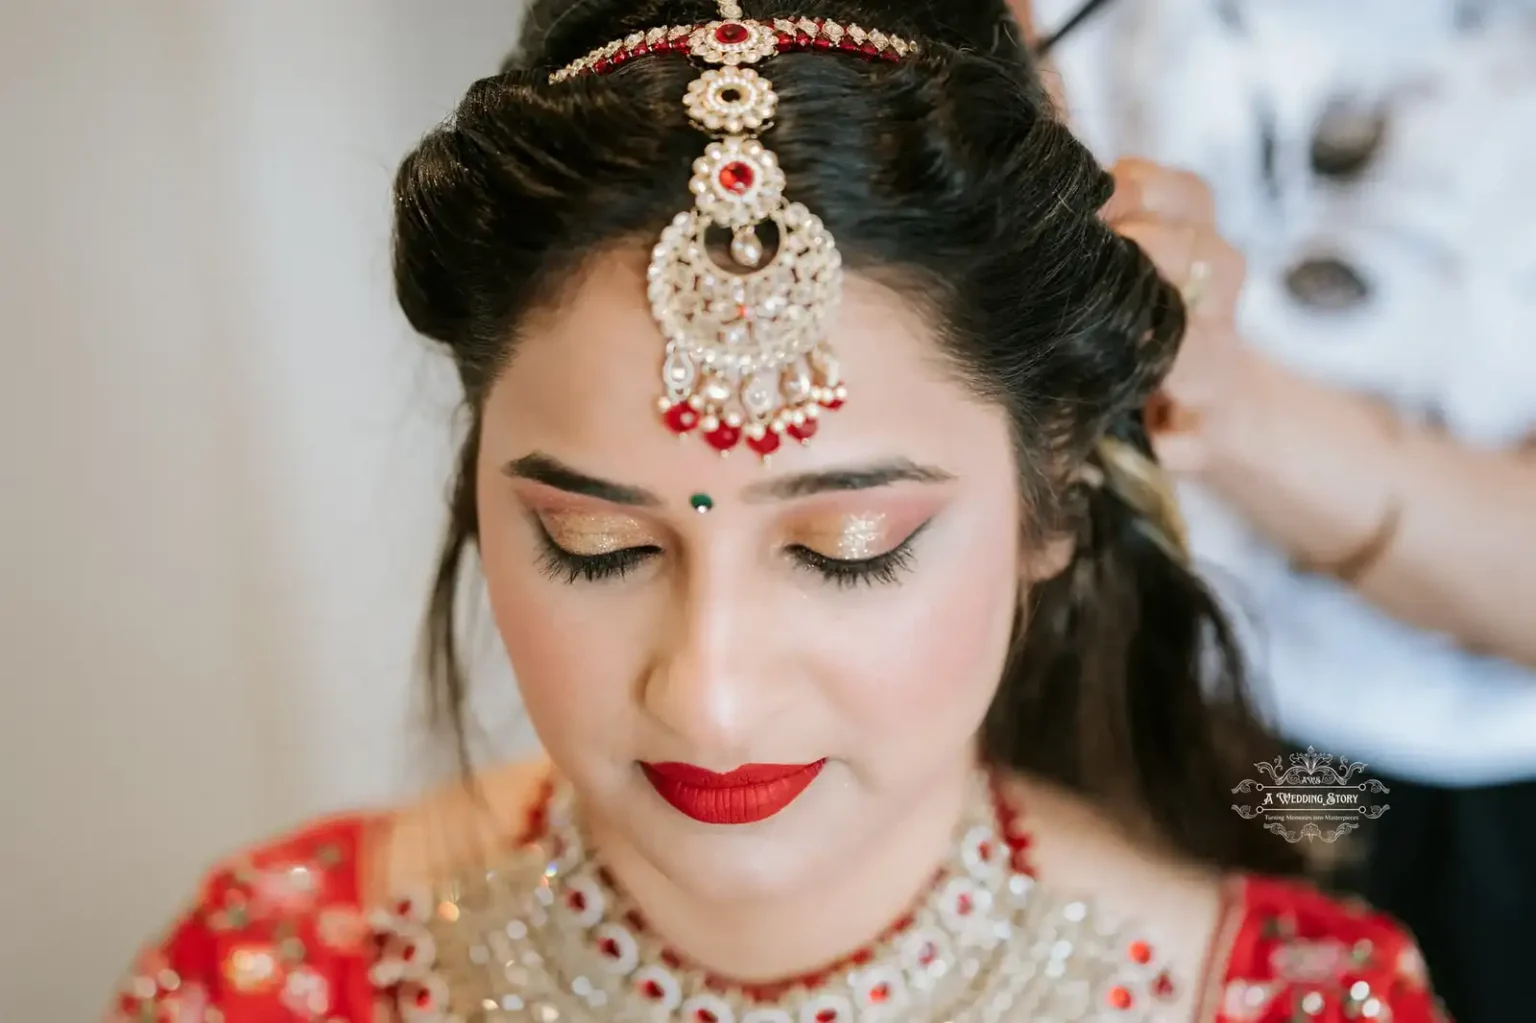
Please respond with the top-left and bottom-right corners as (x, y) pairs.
(502, 453), (953, 506)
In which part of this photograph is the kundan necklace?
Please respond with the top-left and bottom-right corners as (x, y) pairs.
(369, 771), (1182, 1022)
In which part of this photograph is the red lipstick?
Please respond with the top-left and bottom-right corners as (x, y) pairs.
(641, 760), (826, 825)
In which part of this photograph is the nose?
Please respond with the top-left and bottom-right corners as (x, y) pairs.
(642, 565), (778, 757)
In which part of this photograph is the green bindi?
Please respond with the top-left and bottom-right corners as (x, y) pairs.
(690, 493), (715, 513)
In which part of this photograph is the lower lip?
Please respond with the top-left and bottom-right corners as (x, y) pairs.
(641, 761), (826, 825)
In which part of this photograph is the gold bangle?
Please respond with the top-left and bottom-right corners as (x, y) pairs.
(1293, 401), (1408, 585)
(1298, 500), (1403, 585)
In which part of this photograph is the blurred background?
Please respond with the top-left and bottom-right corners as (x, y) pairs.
(0, 2), (528, 1016)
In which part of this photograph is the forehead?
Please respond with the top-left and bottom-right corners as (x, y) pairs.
(485, 248), (1012, 493)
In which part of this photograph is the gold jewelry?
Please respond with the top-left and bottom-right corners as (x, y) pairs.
(1180, 252), (1212, 314)
(1292, 404), (1406, 585)
(1292, 494), (1403, 585)
(550, 4), (921, 460)
(370, 771), (1183, 1022)
(1323, 501), (1402, 584)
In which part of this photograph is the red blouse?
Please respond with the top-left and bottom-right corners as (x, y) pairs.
(107, 813), (1450, 1023)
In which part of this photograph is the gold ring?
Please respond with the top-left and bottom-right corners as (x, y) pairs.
(1181, 256), (1212, 312)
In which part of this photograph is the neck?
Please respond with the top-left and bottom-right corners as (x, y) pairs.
(588, 760), (974, 983)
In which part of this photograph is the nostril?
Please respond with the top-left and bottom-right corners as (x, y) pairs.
(1283, 256), (1372, 312)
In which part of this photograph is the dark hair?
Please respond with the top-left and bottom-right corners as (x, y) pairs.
(396, 0), (1302, 875)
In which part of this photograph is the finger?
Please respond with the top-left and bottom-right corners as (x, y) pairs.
(1114, 217), (1244, 321)
(1099, 173), (1144, 225)
(1149, 428), (1208, 476)
(1106, 158), (1217, 226)
(1160, 320), (1240, 398)
(1006, 0), (1039, 46)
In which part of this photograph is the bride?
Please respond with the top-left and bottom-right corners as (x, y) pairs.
(108, 1), (1449, 1020)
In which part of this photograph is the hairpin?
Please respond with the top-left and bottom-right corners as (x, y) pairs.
(550, 3), (920, 459)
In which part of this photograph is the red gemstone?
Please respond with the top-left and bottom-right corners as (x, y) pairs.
(1128, 940), (1152, 965)
(415, 988), (433, 1008)
(660, 949), (683, 969)
(696, 1012), (718, 1023)
(776, 32), (793, 50)
(715, 22), (750, 45)
(839, 38), (859, 52)
(611, 49), (630, 66)
(816, 1012), (838, 1023)
(977, 840), (994, 862)
(787, 418), (818, 443)
(1108, 986), (1133, 1010)
(718, 161), (755, 194)
(869, 984), (890, 1003)
(567, 891), (587, 912)
(1152, 971), (1177, 999)
(813, 36), (833, 50)
(795, 31), (813, 46)
(641, 979), (665, 1000)
(881, 49), (900, 62)
(747, 430), (782, 457)
(633, 42), (650, 56)
(850, 948), (874, 966)
(402, 943), (417, 962)
(593, 57), (611, 74)
(705, 423), (742, 451)
(599, 938), (622, 958)
(664, 402), (699, 434)
(917, 941), (938, 965)
(861, 42), (879, 57)
(956, 893), (974, 916)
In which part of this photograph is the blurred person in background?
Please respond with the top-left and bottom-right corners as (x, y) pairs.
(1022, 1), (1536, 1020)
(102, 1), (1455, 1021)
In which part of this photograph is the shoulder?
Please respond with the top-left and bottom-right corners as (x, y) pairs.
(105, 810), (381, 1022)
(105, 759), (552, 1023)
(1209, 874), (1451, 1023)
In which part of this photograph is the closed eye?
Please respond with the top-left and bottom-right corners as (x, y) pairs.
(533, 519), (931, 588)
(786, 519), (931, 589)
(534, 523), (660, 584)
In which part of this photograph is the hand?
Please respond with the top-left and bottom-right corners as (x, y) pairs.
(1101, 158), (1256, 476)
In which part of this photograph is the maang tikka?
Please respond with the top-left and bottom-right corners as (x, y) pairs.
(550, 2), (920, 459)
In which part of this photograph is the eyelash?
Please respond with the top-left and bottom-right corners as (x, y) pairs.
(533, 524), (924, 588)
(535, 527), (660, 585)
(785, 538), (918, 589)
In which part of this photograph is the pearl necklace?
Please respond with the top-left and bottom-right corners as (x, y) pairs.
(369, 774), (1180, 1022)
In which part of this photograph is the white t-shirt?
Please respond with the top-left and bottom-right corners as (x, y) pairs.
(1036, 0), (1536, 786)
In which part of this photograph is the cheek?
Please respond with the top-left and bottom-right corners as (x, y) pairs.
(476, 497), (647, 753)
(814, 512), (1020, 763)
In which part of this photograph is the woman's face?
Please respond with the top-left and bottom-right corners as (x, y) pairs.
(477, 249), (1039, 902)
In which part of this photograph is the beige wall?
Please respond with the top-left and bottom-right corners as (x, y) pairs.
(0, 2), (528, 1015)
